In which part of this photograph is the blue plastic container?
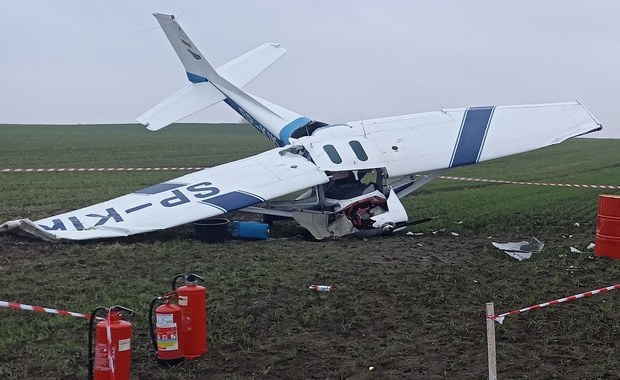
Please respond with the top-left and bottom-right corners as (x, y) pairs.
(231, 221), (269, 240)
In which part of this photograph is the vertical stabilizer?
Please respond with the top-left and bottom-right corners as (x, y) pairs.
(153, 13), (218, 84)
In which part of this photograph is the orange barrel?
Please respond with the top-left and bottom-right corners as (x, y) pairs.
(595, 194), (620, 259)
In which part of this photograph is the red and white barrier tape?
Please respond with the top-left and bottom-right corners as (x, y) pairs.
(1, 167), (204, 173)
(106, 309), (116, 380)
(440, 176), (620, 190)
(0, 300), (101, 320)
(488, 283), (620, 324)
(2, 168), (618, 190)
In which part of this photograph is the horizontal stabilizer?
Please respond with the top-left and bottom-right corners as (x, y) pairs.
(218, 43), (286, 88)
(137, 81), (225, 131)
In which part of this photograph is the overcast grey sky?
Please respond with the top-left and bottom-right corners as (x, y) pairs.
(1, 1), (619, 137)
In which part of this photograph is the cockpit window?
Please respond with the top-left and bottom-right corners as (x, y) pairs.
(349, 140), (368, 161)
(323, 144), (342, 164)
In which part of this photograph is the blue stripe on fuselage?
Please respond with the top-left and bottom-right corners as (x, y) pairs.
(450, 106), (495, 167)
(223, 98), (284, 147)
(279, 117), (312, 143)
(185, 72), (309, 148)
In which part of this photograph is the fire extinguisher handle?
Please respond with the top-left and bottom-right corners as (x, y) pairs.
(171, 274), (186, 291)
(172, 273), (205, 290)
(187, 273), (205, 283)
(110, 305), (136, 317)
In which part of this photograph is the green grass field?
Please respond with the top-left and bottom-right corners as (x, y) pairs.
(0, 124), (619, 379)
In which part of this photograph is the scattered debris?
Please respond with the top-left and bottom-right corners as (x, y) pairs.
(587, 242), (595, 250)
(309, 285), (334, 293)
(566, 265), (582, 273)
(456, 220), (463, 224)
(369, 366), (375, 371)
(570, 246), (582, 254)
(432, 228), (446, 235)
(451, 232), (460, 237)
(492, 237), (544, 261)
(406, 231), (424, 236)
(574, 222), (580, 227)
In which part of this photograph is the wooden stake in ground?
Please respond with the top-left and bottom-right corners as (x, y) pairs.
(486, 302), (497, 380)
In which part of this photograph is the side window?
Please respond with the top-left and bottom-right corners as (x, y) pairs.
(323, 144), (342, 164)
(349, 140), (368, 161)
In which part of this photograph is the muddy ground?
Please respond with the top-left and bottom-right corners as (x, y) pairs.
(0, 228), (618, 379)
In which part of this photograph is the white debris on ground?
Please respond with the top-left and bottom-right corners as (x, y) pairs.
(492, 237), (544, 261)
(587, 242), (595, 250)
(570, 246), (583, 254)
(406, 231), (424, 236)
(428, 229), (460, 236)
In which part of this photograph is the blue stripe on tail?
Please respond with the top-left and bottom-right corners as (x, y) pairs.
(450, 106), (495, 167)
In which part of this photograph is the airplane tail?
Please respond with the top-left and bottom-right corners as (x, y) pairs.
(139, 14), (316, 146)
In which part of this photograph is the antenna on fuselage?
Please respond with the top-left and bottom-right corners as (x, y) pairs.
(358, 113), (367, 138)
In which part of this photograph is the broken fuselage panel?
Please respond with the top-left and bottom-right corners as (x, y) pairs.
(247, 123), (414, 239)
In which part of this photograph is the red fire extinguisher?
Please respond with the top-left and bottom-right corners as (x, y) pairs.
(87, 305), (135, 380)
(148, 292), (185, 365)
(172, 273), (207, 359)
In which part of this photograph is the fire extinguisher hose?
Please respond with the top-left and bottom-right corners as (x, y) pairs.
(148, 297), (162, 354)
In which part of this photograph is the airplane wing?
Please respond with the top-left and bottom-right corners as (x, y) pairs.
(0, 148), (329, 242)
(309, 100), (602, 177)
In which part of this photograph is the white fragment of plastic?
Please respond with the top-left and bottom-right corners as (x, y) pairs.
(492, 237), (544, 261)
(587, 242), (595, 250)
(570, 246), (582, 254)
(451, 232), (460, 236)
(406, 231), (424, 236)
(574, 222), (580, 227)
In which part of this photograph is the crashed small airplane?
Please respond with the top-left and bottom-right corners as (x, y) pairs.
(0, 13), (602, 242)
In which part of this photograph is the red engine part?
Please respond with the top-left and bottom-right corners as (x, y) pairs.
(342, 196), (388, 228)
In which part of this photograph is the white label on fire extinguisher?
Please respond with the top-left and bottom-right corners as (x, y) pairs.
(156, 313), (179, 351)
(156, 313), (175, 327)
(94, 343), (110, 371)
(178, 295), (188, 306)
(118, 338), (131, 352)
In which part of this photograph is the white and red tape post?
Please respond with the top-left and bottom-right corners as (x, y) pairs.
(484, 283), (620, 379)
